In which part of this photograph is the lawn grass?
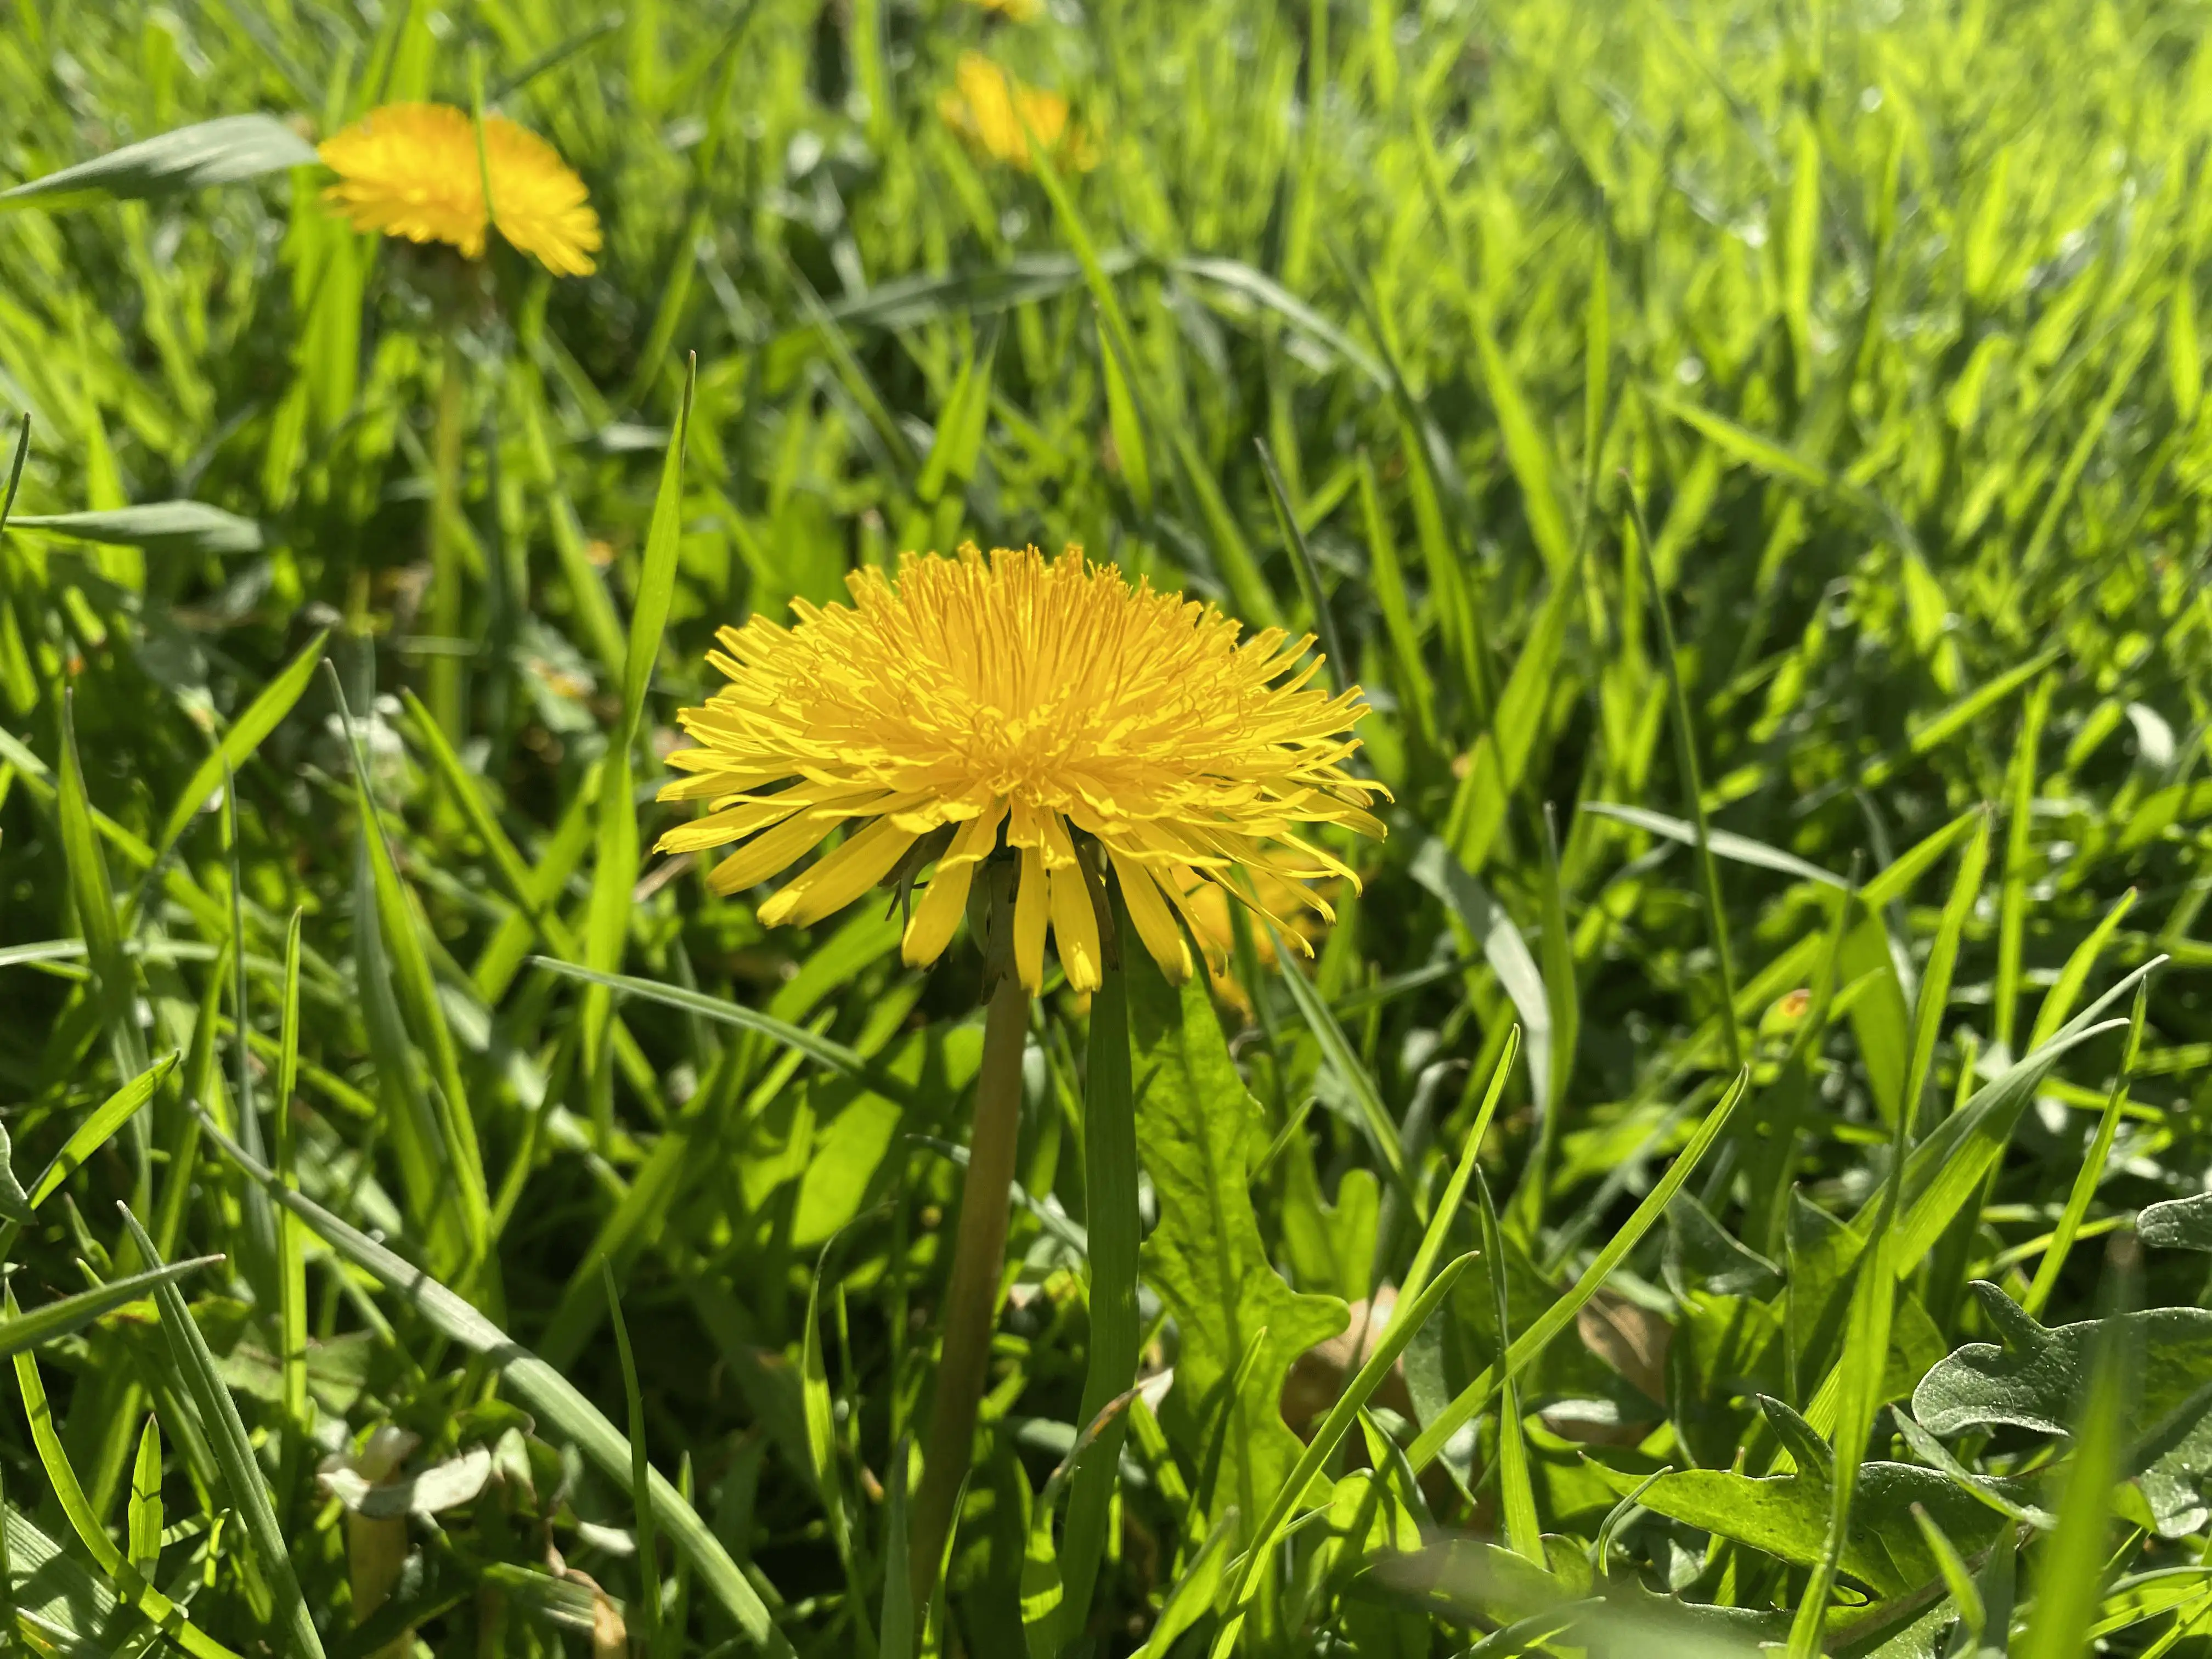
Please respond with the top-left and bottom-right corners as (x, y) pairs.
(4, 0), (2212, 1654)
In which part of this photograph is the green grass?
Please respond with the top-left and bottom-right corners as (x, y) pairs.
(5, 0), (2212, 1652)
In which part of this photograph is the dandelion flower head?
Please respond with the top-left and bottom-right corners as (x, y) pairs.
(938, 53), (1097, 173)
(319, 102), (602, 277)
(658, 546), (1385, 995)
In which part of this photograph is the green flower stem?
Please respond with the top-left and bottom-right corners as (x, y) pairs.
(908, 866), (1031, 1613)
(427, 330), (467, 742)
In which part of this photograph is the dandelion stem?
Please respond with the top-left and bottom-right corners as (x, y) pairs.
(909, 865), (1031, 1615)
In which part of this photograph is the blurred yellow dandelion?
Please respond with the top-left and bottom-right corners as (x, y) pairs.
(658, 545), (1384, 996)
(938, 53), (1097, 172)
(973, 0), (1046, 19)
(318, 102), (602, 277)
(1182, 867), (1334, 1012)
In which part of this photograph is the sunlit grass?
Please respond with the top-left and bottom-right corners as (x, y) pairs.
(2, 0), (2210, 1654)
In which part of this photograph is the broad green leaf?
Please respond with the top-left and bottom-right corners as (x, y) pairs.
(1914, 1282), (2212, 1538)
(1665, 1190), (1784, 1300)
(1586, 1455), (2014, 1599)
(1130, 966), (1347, 1539)
(2141, 1193), (2212, 1251)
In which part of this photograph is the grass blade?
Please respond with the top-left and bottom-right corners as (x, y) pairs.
(114, 1206), (325, 1657)
(1899, 808), (1992, 1130)
(274, 907), (308, 1427)
(0, 1256), (220, 1359)
(26, 1053), (178, 1209)
(327, 665), (490, 1268)
(1265, 918), (1414, 1205)
(1401, 1026), (1519, 1308)
(1407, 1068), (1748, 1473)
(530, 957), (885, 1083)
(1210, 1252), (1476, 1654)
(584, 355), (697, 1130)
(1254, 436), (1347, 680)
(194, 1111), (798, 1657)
(127, 1415), (162, 1578)
(1057, 929), (1137, 1643)
(603, 1261), (663, 1651)
(13, 1320), (245, 1659)
(2018, 1239), (2136, 1659)
(1626, 487), (1741, 1071)
(145, 628), (329, 879)
(1476, 1172), (1543, 1562)
(2024, 981), (2148, 1318)
(1993, 675), (2055, 1054)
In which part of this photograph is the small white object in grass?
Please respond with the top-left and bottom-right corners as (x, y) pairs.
(572, 1520), (636, 1558)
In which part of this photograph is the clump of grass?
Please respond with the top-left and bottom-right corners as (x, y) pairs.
(3, 1), (2211, 1655)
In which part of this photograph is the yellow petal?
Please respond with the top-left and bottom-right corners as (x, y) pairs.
(758, 818), (917, 928)
(1157, 870), (1229, 977)
(705, 811), (839, 896)
(654, 794), (808, 855)
(1039, 808), (1082, 871)
(1049, 854), (1103, 993)
(902, 856), (976, 968)
(945, 798), (1008, 865)
(1014, 842), (1049, 994)
(1108, 847), (1191, 984)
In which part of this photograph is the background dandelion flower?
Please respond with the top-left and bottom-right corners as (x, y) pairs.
(319, 101), (602, 276)
(938, 53), (1098, 172)
(658, 544), (1384, 996)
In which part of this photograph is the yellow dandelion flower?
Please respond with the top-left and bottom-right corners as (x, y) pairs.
(973, 0), (1045, 19)
(938, 53), (1098, 173)
(318, 102), (602, 277)
(657, 545), (1384, 996)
